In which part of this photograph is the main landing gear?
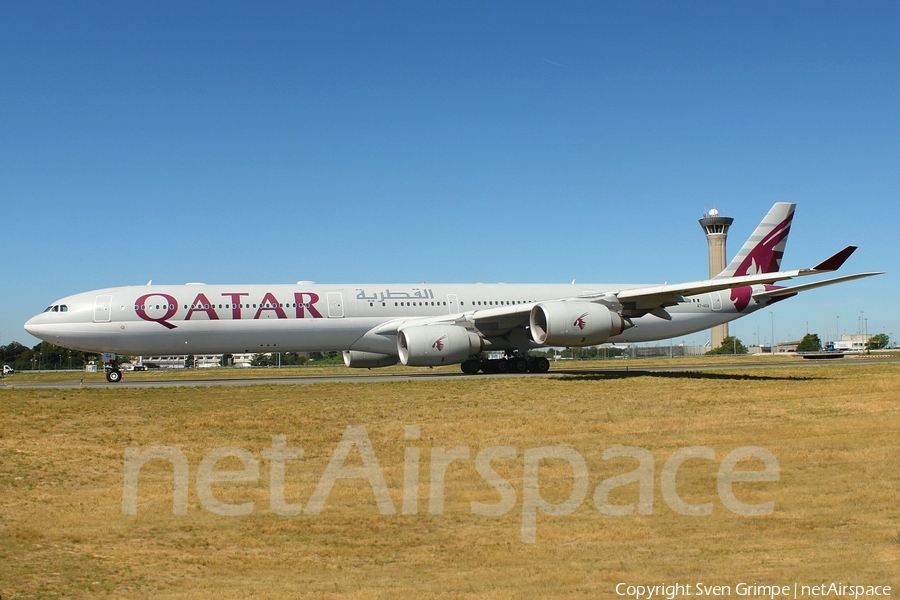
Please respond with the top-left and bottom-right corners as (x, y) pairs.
(460, 354), (551, 375)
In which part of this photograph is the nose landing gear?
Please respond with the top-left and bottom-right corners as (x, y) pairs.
(102, 353), (123, 383)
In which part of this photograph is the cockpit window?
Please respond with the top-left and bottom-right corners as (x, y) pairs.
(60, 305), (67, 312)
(43, 304), (67, 313)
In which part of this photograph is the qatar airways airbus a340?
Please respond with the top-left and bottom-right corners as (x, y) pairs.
(25, 203), (880, 382)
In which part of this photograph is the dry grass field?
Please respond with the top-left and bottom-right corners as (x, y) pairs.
(2, 361), (898, 599)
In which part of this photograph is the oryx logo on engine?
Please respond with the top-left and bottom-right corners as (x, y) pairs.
(573, 312), (588, 331)
(432, 336), (447, 351)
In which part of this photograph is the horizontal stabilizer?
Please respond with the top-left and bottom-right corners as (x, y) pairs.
(752, 271), (883, 301)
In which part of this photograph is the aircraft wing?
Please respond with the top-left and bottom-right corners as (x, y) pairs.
(609, 246), (869, 317)
(369, 246), (878, 336)
(372, 303), (534, 335)
(751, 271), (884, 302)
(456, 246), (866, 326)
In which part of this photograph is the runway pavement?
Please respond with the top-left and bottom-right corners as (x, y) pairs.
(4, 356), (897, 389)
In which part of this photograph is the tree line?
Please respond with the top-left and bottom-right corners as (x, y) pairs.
(3, 332), (891, 371)
(249, 351), (343, 367)
(1, 341), (96, 370)
(706, 332), (891, 355)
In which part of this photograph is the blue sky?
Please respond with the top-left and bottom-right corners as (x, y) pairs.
(2, 1), (898, 349)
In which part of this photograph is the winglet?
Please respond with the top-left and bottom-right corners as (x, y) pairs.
(812, 246), (857, 272)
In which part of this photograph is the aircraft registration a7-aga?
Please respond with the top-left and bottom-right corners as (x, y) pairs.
(26, 203), (881, 382)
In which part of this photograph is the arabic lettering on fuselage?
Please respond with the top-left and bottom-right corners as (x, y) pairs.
(354, 288), (435, 302)
(134, 291), (324, 329)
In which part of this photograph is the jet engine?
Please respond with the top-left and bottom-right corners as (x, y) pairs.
(342, 350), (400, 368)
(529, 301), (631, 346)
(397, 325), (483, 366)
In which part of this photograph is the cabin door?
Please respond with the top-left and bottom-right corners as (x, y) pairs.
(327, 292), (344, 318)
(94, 295), (112, 323)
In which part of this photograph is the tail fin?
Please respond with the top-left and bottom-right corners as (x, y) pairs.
(715, 202), (796, 279)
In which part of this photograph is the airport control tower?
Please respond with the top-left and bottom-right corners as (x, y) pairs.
(699, 208), (734, 349)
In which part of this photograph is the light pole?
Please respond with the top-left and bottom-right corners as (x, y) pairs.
(770, 312), (775, 354)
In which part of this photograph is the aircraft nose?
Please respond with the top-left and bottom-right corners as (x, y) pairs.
(24, 315), (49, 339)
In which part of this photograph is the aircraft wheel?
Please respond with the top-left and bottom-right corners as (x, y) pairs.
(509, 357), (528, 373)
(496, 359), (509, 373)
(106, 369), (122, 383)
(461, 359), (480, 375)
(532, 357), (550, 373)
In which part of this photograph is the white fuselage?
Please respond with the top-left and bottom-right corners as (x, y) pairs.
(24, 282), (757, 356)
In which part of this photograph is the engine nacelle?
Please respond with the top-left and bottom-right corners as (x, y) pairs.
(530, 301), (630, 347)
(343, 350), (400, 369)
(397, 325), (483, 366)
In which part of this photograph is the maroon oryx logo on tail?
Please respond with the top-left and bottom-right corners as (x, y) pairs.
(432, 335), (447, 351)
(573, 312), (589, 330)
(731, 214), (793, 312)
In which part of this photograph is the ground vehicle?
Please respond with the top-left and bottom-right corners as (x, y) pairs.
(2, 365), (14, 375)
